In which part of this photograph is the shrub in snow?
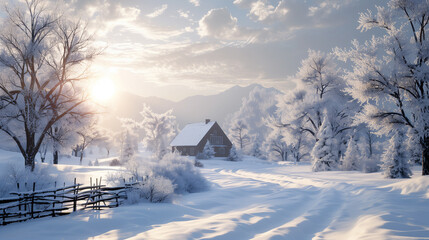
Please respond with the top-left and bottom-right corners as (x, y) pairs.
(381, 130), (412, 178)
(152, 152), (208, 193)
(88, 160), (93, 166)
(227, 145), (242, 161)
(194, 159), (204, 168)
(141, 176), (174, 203)
(127, 176), (174, 203)
(109, 159), (121, 166)
(361, 156), (380, 173)
(341, 136), (360, 171)
(196, 141), (215, 159)
(311, 116), (339, 172)
(0, 164), (58, 197)
(94, 159), (99, 166)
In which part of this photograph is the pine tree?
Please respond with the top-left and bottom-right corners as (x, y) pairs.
(311, 116), (338, 172)
(406, 128), (422, 165)
(197, 141), (215, 159)
(381, 130), (412, 179)
(341, 136), (360, 171)
(250, 141), (264, 159)
(227, 145), (242, 161)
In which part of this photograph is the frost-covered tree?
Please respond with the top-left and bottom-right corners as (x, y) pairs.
(263, 124), (288, 161)
(119, 131), (136, 164)
(335, 0), (429, 175)
(311, 115), (339, 171)
(227, 145), (242, 161)
(341, 135), (360, 171)
(123, 104), (177, 159)
(276, 50), (354, 165)
(197, 141), (215, 159)
(76, 122), (101, 164)
(227, 86), (280, 152)
(0, 0), (99, 170)
(297, 49), (341, 100)
(47, 115), (81, 164)
(407, 128), (422, 165)
(381, 130), (412, 178)
(140, 104), (177, 159)
(249, 139), (265, 159)
(229, 119), (251, 151)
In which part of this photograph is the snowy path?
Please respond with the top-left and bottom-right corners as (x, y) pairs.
(1, 158), (429, 240)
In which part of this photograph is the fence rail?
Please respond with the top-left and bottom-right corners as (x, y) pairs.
(0, 178), (142, 225)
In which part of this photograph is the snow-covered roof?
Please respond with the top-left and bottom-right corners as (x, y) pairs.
(170, 121), (215, 146)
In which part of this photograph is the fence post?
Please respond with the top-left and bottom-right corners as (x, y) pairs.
(2, 208), (6, 225)
(31, 182), (35, 219)
(16, 183), (21, 214)
(92, 178), (98, 210)
(73, 178), (78, 212)
(52, 181), (57, 217)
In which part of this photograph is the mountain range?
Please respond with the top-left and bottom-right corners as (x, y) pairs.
(100, 84), (281, 131)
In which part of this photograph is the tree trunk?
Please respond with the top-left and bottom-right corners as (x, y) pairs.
(423, 138), (429, 175)
(80, 150), (84, 165)
(25, 154), (36, 171)
(53, 151), (59, 165)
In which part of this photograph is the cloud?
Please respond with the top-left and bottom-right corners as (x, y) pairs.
(146, 4), (168, 18)
(234, 0), (356, 29)
(189, 0), (200, 7)
(198, 8), (239, 39)
(248, 0), (288, 22)
(309, 0), (351, 17)
(197, 8), (287, 43)
(178, 9), (190, 19)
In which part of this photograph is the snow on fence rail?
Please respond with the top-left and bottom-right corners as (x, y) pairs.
(0, 177), (142, 225)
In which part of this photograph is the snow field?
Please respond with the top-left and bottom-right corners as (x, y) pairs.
(0, 156), (428, 239)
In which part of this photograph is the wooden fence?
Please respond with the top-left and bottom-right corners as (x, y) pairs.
(0, 177), (142, 225)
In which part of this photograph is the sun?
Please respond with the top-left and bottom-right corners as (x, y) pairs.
(91, 78), (116, 102)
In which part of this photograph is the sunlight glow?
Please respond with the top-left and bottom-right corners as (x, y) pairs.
(91, 78), (116, 102)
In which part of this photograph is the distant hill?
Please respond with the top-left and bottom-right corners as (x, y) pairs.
(99, 84), (281, 131)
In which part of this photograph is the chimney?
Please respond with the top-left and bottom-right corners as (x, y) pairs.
(205, 119), (210, 124)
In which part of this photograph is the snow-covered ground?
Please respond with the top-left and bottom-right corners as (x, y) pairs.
(1, 153), (429, 240)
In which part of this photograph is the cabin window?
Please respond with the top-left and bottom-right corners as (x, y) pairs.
(210, 135), (223, 145)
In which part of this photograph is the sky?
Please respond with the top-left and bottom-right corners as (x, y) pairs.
(60, 0), (386, 101)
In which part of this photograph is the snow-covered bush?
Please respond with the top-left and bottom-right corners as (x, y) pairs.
(152, 153), (208, 193)
(123, 152), (208, 197)
(0, 164), (58, 197)
(109, 159), (121, 166)
(194, 159), (204, 168)
(381, 130), (412, 179)
(361, 156), (380, 173)
(127, 176), (174, 203)
(141, 176), (174, 203)
(227, 145), (242, 161)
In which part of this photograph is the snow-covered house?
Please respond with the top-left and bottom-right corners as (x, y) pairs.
(170, 119), (232, 157)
